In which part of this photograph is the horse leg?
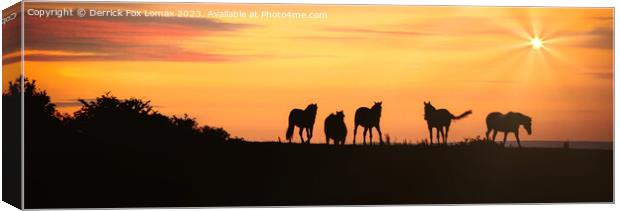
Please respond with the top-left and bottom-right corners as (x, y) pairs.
(428, 127), (433, 145)
(485, 129), (491, 141)
(299, 127), (305, 144)
(289, 128), (293, 143)
(326, 134), (330, 145)
(377, 125), (383, 145)
(369, 127), (373, 146)
(436, 128), (441, 145)
(306, 128), (312, 144)
(515, 131), (522, 148)
(438, 127), (444, 145)
(492, 130), (498, 142)
(503, 132), (508, 146)
(444, 126), (450, 144)
(353, 124), (358, 145)
(308, 127), (314, 143)
(363, 127), (368, 146)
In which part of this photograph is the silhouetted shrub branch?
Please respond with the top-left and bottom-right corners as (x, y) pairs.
(4, 77), (239, 151)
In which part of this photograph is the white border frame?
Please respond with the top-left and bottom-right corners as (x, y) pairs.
(1, 1), (617, 211)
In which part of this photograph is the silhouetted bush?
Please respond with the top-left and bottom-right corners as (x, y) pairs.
(66, 91), (236, 144)
(4, 77), (65, 154)
(4, 77), (61, 124)
(5, 77), (238, 154)
(199, 125), (230, 142)
(458, 136), (502, 148)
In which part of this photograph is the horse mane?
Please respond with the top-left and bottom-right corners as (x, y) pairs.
(371, 102), (382, 117)
(423, 102), (435, 120)
(520, 113), (532, 123)
(305, 103), (318, 113)
(509, 112), (531, 123)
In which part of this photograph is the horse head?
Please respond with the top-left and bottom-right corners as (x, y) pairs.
(372, 101), (382, 111)
(522, 115), (532, 135)
(424, 101), (436, 112)
(423, 101), (436, 120)
(336, 110), (345, 119)
(306, 103), (318, 114)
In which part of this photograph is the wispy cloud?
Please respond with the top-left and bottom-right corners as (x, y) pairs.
(585, 72), (613, 80)
(391, 17), (509, 36)
(2, 11), (22, 64)
(53, 98), (95, 107)
(590, 16), (613, 21)
(54, 101), (84, 108)
(576, 27), (613, 49)
(293, 35), (369, 41)
(323, 27), (433, 36)
(559, 26), (614, 50)
(20, 13), (257, 63)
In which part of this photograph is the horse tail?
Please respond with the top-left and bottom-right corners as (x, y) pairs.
(286, 119), (295, 141)
(452, 110), (472, 120)
(285, 125), (294, 141)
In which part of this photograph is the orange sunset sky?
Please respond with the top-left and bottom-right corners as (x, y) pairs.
(2, 3), (614, 142)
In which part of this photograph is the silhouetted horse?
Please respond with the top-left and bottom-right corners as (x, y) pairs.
(286, 103), (318, 144)
(353, 102), (383, 145)
(485, 112), (532, 148)
(423, 101), (472, 145)
(324, 111), (347, 145)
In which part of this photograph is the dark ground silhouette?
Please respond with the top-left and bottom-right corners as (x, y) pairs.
(25, 141), (613, 208)
(4, 78), (613, 208)
(2, 78), (22, 208)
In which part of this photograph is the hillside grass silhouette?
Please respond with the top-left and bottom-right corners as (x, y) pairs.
(4, 77), (612, 208)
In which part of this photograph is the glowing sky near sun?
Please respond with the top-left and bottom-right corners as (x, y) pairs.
(2, 3), (613, 142)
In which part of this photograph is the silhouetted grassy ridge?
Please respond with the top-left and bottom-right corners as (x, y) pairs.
(4, 78), (612, 208)
(26, 141), (612, 208)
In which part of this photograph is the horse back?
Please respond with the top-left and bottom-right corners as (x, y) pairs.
(486, 112), (503, 122)
(289, 108), (304, 116)
(486, 112), (519, 132)
(486, 112), (503, 129)
(289, 109), (305, 124)
(437, 109), (452, 117)
(426, 109), (452, 126)
(354, 107), (371, 124)
(325, 114), (347, 139)
(324, 114), (336, 132)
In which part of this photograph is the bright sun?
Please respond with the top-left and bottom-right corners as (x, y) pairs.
(530, 37), (544, 49)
